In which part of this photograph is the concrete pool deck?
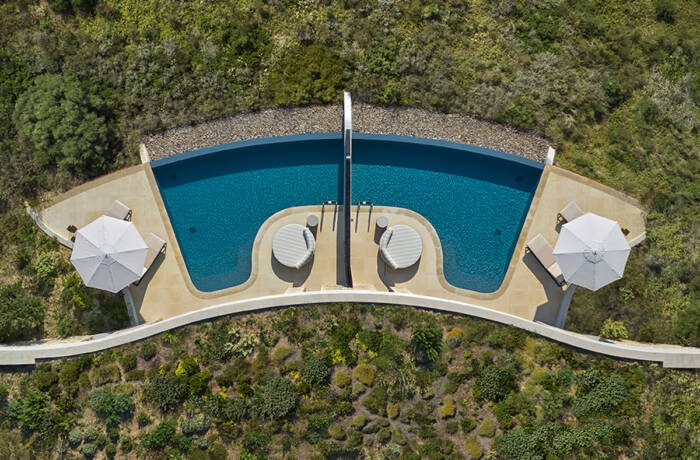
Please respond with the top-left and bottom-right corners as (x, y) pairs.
(9, 156), (700, 366)
(34, 162), (646, 329)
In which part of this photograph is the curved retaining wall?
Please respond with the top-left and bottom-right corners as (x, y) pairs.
(1, 291), (699, 368)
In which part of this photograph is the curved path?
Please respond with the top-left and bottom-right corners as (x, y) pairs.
(1, 290), (699, 367)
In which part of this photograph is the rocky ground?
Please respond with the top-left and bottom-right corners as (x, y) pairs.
(144, 105), (551, 162)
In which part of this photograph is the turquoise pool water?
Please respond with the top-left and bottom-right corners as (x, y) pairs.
(152, 133), (542, 293)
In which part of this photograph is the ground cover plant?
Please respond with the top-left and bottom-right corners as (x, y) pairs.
(0, 304), (698, 458)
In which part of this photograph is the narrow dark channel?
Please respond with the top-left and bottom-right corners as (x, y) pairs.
(342, 91), (353, 287)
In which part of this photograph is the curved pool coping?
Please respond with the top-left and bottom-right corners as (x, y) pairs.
(149, 132), (544, 296)
(1, 290), (699, 368)
(151, 132), (544, 169)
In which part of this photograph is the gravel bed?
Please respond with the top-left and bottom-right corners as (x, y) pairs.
(144, 104), (550, 162)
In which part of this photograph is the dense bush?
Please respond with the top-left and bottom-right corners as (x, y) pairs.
(143, 374), (190, 413)
(599, 319), (630, 340)
(0, 282), (45, 342)
(573, 374), (628, 418)
(181, 414), (211, 436)
(410, 322), (443, 364)
(352, 363), (376, 386)
(87, 387), (135, 426)
(12, 74), (114, 176)
(301, 354), (332, 386)
(473, 365), (518, 402)
(142, 420), (185, 450)
(253, 377), (298, 419)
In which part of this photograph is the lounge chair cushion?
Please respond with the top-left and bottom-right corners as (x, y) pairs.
(559, 201), (584, 223)
(143, 232), (166, 270)
(527, 234), (565, 285)
(106, 200), (132, 221)
(273, 224), (316, 269)
(379, 224), (422, 269)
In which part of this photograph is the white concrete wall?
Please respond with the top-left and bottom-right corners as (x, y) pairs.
(1, 291), (699, 368)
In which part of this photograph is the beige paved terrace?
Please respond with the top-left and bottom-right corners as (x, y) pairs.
(37, 163), (646, 326)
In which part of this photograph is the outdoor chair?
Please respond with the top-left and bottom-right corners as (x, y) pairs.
(525, 233), (566, 285)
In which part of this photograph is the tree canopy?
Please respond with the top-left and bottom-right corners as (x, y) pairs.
(13, 74), (113, 176)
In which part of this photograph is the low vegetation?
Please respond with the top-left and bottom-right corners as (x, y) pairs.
(0, 305), (698, 458)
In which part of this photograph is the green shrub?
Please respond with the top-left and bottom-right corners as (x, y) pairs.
(387, 403), (400, 419)
(410, 322), (443, 364)
(119, 354), (137, 373)
(82, 426), (99, 443)
(0, 282), (45, 342)
(125, 369), (145, 382)
(90, 364), (121, 387)
(12, 74), (113, 176)
(137, 412), (152, 427)
(142, 420), (179, 450)
(59, 273), (92, 311)
(362, 386), (388, 416)
(438, 396), (456, 419)
(352, 363), (376, 386)
(461, 416), (477, 433)
(175, 356), (200, 377)
(328, 423), (345, 440)
(572, 374), (627, 418)
(301, 354), (332, 386)
(446, 420), (459, 434)
(654, 0), (676, 23)
(473, 365), (517, 402)
(267, 44), (347, 105)
(68, 427), (83, 446)
(271, 346), (293, 364)
(31, 366), (59, 394)
(87, 387), (135, 426)
(476, 417), (497, 437)
(351, 414), (366, 429)
(140, 343), (157, 361)
(33, 250), (67, 281)
(673, 303), (700, 346)
(181, 414), (211, 436)
(445, 327), (464, 348)
(464, 435), (483, 459)
(599, 319), (629, 340)
(333, 369), (351, 388)
(80, 442), (98, 458)
(143, 374), (190, 413)
(242, 429), (271, 454)
(253, 377), (298, 419)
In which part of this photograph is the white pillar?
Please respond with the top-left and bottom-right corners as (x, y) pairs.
(555, 284), (576, 328)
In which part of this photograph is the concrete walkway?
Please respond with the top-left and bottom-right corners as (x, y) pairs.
(1, 291), (699, 367)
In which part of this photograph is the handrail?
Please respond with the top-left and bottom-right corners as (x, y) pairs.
(342, 91), (353, 286)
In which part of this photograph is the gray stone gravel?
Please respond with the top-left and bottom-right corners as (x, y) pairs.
(144, 104), (550, 162)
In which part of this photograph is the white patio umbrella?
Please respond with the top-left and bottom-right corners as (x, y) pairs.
(70, 215), (148, 293)
(553, 213), (631, 291)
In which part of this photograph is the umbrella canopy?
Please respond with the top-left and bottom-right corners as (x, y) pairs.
(553, 213), (631, 291)
(70, 215), (148, 293)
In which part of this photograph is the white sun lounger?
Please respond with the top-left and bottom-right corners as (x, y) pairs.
(105, 200), (132, 221)
(272, 224), (316, 269)
(558, 201), (584, 223)
(526, 234), (565, 285)
(133, 232), (166, 286)
(379, 224), (422, 269)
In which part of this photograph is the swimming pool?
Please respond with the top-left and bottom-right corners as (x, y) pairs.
(152, 133), (543, 293)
